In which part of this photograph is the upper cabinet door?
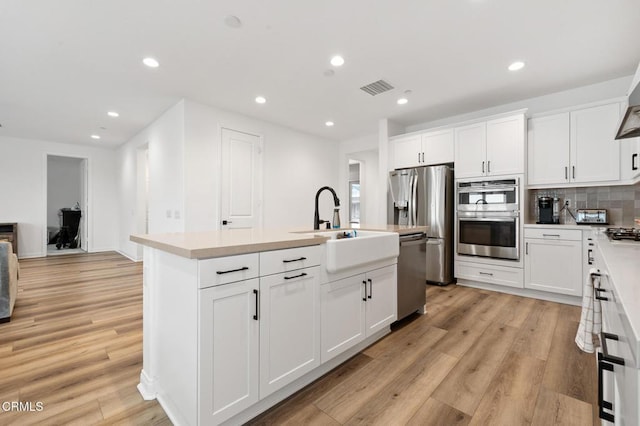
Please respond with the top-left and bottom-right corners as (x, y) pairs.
(422, 129), (454, 165)
(391, 135), (422, 169)
(486, 114), (525, 176)
(528, 113), (571, 185)
(454, 122), (487, 179)
(570, 103), (621, 183)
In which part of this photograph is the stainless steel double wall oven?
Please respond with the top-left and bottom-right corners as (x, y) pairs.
(456, 178), (520, 261)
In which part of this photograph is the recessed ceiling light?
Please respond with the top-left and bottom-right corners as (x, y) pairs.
(325, 121), (334, 127)
(107, 111), (119, 118)
(397, 98), (408, 105)
(255, 96), (266, 104)
(330, 56), (345, 67)
(508, 61), (525, 71)
(224, 15), (242, 28)
(91, 135), (101, 140)
(143, 57), (160, 68)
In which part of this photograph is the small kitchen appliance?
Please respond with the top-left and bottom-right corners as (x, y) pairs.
(575, 209), (608, 225)
(605, 227), (640, 241)
(536, 196), (557, 224)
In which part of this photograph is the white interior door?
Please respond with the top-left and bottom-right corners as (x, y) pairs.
(220, 128), (262, 229)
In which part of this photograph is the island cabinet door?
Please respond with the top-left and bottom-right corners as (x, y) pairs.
(365, 265), (397, 336)
(320, 275), (367, 363)
(199, 278), (260, 425)
(259, 267), (321, 398)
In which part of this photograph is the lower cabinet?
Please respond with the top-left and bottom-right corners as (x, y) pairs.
(199, 278), (260, 425)
(455, 261), (524, 288)
(321, 265), (397, 363)
(524, 228), (582, 296)
(259, 267), (320, 397)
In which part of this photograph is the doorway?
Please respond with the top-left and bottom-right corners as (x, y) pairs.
(348, 160), (361, 225)
(45, 155), (88, 256)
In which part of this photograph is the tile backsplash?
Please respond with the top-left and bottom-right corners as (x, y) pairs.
(528, 182), (640, 226)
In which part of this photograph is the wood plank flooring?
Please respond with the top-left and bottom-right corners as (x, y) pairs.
(0, 253), (597, 425)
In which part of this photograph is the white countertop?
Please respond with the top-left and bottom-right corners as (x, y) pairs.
(524, 223), (606, 230)
(595, 233), (640, 361)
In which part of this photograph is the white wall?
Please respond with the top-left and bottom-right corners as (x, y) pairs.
(183, 100), (340, 231)
(46, 155), (82, 231)
(405, 76), (632, 132)
(117, 101), (185, 260)
(0, 135), (118, 258)
(117, 99), (340, 260)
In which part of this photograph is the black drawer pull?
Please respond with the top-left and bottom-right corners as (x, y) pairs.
(284, 272), (307, 280)
(283, 257), (307, 263)
(362, 280), (367, 301)
(216, 266), (249, 275)
(253, 289), (259, 321)
(368, 278), (373, 299)
(598, 359), (615, 422)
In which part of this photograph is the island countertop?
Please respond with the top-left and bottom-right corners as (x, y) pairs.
(130, 225), (428, 259)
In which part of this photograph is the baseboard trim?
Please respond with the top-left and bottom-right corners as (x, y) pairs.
(116, 249), (142, 262)
(137, 370), (157, 401)
(457, 279), (582, 306)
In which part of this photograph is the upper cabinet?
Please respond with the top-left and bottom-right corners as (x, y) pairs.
(528, 102), (621, 186)
(391, 129), (453, 169)
(454, 114), (525, 179)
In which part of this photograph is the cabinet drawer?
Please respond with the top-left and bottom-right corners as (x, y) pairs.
(456, 261), (524, 288)
(524, 228), (582, 241)
(260, 245), (321, 277)
(198, 253), (259, 288)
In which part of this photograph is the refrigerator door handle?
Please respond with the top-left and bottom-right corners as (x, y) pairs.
(411, 172), (418, 226)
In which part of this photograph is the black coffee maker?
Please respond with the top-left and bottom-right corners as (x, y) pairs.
(537, 196), (556, 224)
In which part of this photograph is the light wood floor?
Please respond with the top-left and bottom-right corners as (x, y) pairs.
(0, 253), (597, 425)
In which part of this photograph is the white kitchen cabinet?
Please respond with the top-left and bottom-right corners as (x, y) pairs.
(454, 114), (525, 179)
(524, 229), (582, 296)
(199, 278), (260, 425)
(391, 134), (422, 169)
(620, 135), (640, 182)
(259, 267), (320, 397)
(391, 129), (454, 169)
(528, 102), (622, 186)
(455, 260), (524, 289)
(320, 264), (397, 362)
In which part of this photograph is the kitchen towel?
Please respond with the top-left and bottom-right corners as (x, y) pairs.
(575, 268), (602, 353)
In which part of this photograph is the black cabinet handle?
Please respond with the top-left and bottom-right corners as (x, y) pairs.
(362, 280), (367, 301)
(284, 272), (307, 280)
(598, 359), (614, 422)
(564, 166), (568, 180)
(599, 332), (625, 366)
(368, 278), (373, 299)
(487, 160), (491, 174)
(422, 152), (425, 163)
(633, 153), (638, 171)
(525, 242), (528, 255)
(417, 152), (421, 164)
(572, 166), (575, 179)
(283, 257), (307, 263)
(588, 248), (593, 265)
(253, 289), (259, 320)
(216, 266), (249, 275)
(482, 161), (485, 174)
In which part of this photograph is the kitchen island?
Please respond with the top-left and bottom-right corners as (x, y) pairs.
(131, 225), (424, 426)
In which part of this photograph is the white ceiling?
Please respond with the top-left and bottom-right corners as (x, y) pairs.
(1, 0), (639, 147)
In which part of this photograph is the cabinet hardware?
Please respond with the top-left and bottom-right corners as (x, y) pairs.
(542, 234), (560, 238)
(487, 161), (491, 173)
(564, 166), (568, 180)
(417, 152), (421, 164)
(525, 242), (528, 255)
(282, 256), (307, 263)
(253, 289), (259, 320)
(572, 166), (575, 179)
(216, 266), (249, 275)
(284, 272), (307, 280)
(221, 220), (232, 225)
(632, 153), (638, 171)
(598, 359), (615, 422)
(588, 248), (593, 265)
(368, 278), (373, 299)
(592, 272), (609, 301)
(479, 272), (493, 276)
(421, 152), (425, 163)
(482, 161), (485, 174)
(599, 332), (625, 366)
(362, 280), (367, 301)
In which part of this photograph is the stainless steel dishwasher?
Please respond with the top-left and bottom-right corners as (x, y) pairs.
(397, 232), (427, 321)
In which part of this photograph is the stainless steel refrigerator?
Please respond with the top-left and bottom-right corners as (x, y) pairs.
(388, 165), (454, 285)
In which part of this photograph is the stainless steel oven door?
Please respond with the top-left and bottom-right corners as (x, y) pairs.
(457, 212), (519, 260)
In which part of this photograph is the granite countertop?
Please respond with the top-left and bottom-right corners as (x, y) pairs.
(595, 232), (640, 364)
(130, 224), (427, 259)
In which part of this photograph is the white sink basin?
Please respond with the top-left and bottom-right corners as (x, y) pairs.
(310, 230), (399, 273)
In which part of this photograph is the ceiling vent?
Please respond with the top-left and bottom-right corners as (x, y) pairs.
(360, 79), (394, 96)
